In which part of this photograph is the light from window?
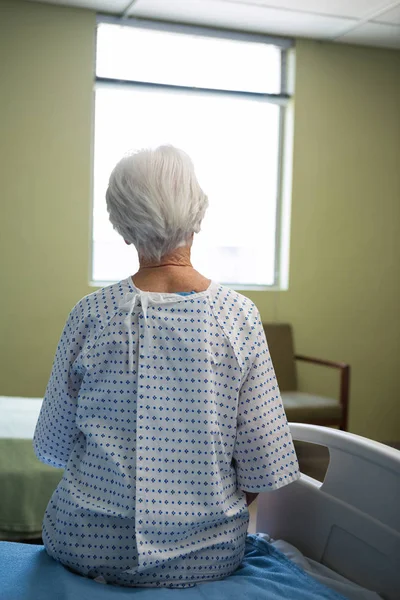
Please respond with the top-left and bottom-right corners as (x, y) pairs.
(93, 23), (289, 287)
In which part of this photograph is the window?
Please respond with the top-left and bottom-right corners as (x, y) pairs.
(92, 20), (292, 288)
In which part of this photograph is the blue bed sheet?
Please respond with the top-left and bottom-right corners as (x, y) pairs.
(0, 535), (347, 600)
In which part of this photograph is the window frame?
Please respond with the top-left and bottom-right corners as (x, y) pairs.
(91, 16), (294, 290)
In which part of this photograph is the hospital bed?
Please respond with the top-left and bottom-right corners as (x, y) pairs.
(0, 397), (63, 541)
(258, 423), (400, 599)
(0, 396), (399, 599)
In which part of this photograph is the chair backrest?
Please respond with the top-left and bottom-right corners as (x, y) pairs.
(263, 323), (297, 392)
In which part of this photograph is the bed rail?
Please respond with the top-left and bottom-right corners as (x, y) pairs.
(256, 424), (400, 600)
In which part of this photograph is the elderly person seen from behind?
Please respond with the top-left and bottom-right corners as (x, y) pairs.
(34, 145), (300, 588)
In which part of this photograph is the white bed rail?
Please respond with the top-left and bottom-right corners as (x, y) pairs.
(256, 424), (400, 600)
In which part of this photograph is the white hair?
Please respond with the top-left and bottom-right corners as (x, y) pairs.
(106, 145), (208, 262)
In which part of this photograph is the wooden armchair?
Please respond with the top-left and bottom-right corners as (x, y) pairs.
(263, 323), (350, 431)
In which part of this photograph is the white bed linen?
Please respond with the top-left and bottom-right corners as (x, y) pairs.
(0, 396), (42, 438)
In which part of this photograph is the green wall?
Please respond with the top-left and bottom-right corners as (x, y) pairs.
(248, 41), (400, 441)
(1, 1), (399, 440)
(0, 0), (95, 394)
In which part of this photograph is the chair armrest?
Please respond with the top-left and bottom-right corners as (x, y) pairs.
(295, 355), (348, 370)
(295, 355), (351, 431)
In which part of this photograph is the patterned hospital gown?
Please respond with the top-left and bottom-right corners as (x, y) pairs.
(33, 278), (299, 587)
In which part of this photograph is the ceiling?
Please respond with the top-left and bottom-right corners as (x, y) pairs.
(26, 0), (400, 49)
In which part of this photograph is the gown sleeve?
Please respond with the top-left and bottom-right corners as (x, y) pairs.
(233, 313), (300, 492)
(33, 304), (85, 468)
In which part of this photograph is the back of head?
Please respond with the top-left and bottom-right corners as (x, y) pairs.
(106, 145), (208, 262)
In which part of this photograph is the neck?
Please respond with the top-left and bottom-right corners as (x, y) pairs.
(133, 245), (210, 293)
(139, 246), (193, 270)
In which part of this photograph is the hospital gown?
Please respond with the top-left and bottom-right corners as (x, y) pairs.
(33, 278), (300, 587)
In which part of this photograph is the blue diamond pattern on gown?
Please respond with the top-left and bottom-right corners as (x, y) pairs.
(33, 278), (299, 587)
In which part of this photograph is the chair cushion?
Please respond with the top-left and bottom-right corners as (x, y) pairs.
(282, 392), (342, 423)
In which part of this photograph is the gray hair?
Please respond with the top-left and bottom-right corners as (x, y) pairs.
(106, 145), (209, 262)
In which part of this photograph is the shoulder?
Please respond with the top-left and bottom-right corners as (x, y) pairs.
(65, 278), (133, 345)
(70, 278), (133, 320)
(210, 283), (261, 328)
(209, 284), (263, 374)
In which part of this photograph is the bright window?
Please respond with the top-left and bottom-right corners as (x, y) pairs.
(92, 21), (292, 288)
